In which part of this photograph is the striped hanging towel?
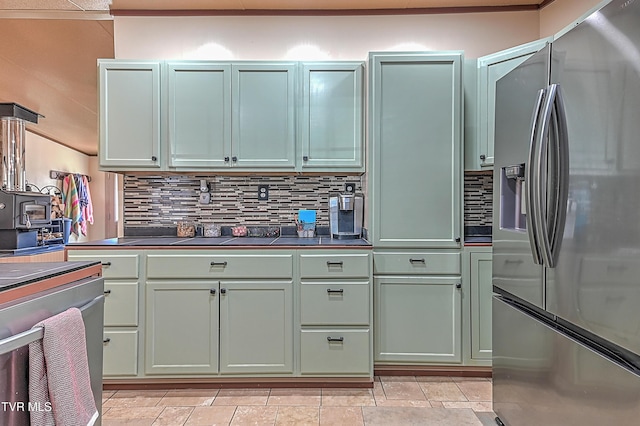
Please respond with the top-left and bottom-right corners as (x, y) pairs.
(62, 175), (82, 236)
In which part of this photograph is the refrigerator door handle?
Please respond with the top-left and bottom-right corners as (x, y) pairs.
(534, 84), (555, 267)
(548, 84), (570, 267)
(526, 88), (545, 265)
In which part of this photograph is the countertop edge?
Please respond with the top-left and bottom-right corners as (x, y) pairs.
(0, 261), (102, 304)
(66, 244), (373, 250)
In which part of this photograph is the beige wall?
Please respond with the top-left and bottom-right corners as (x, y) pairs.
(540, 0), (611, 38)
(114, 11), (540, 60)
(25, 131), (105, 242)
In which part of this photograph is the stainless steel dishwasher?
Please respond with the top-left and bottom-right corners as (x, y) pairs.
(0, 275), (104, 426)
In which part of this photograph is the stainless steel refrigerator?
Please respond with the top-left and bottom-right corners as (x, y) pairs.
(492, 0), (640, 424)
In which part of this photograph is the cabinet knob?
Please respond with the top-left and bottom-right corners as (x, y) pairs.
(480, 154), (486, 161)
(224, 156), (230, 162)
(455, 237), (461, 243)
(151, 156), (157, 161)
(210, 289), (216, 295)
(456, 283), (462, 289)
(220, 288), (227, 295)
(103, 338), (111, 344)
(232, 156), (238, 162)
(303, 156), (309, 161)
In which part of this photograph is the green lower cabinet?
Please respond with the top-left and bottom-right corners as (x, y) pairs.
(300, 329), (370, 375)
(470, 251), (493, 361)
(219, 281), (294, 375)
(103, 329), (138, 376)
(145, 281), (219, 375)
(374, 276), (462, 363)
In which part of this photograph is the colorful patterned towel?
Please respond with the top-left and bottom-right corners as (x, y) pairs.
(62, 175), (82, 236)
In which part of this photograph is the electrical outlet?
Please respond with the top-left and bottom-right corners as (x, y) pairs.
(258, 185), (269, 201)
(345, 182), (357, 193)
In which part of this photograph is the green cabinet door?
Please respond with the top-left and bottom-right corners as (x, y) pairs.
(470, 251), (493, 361)
(167, 62), (232, 168)
(369, 52), (463, 249)
(374, 276), (462, 363)
(145, 281), (219, 375)
(99, 60), (161, 170)
(474, 38), (551, 169)
(300, 62), (364, 171)
(231, 63), (297, 169)
(219, 281), (293, 374)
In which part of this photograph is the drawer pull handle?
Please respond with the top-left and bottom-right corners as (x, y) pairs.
(210, 289), (216, 295)
(409, 258), (425, 264)
(327, 337), (344, 343)
(104, 290), (111, 295)
(327, 289), (344, 294)
(210, 261), (228, 267)
(101, 262), (112, 266)
(326, 261), (344, 267)
(103, 338), (111, 344)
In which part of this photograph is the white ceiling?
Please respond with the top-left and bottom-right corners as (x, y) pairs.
(0, 0), (549, 156)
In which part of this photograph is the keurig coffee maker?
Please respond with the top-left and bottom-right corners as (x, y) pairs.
(329, 193), (364, 239)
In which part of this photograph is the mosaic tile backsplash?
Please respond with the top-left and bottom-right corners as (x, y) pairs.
(124, 175), (364, 228)
(463, 171), (493, 227)
(123, 172), (492, 230)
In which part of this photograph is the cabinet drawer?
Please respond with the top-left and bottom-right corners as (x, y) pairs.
(300, 282), (369, 325)
(373, 252), (460, 275)
(146, 252), (294, 279)
(299, 253), (370, 279)
(104, 282), (139, 327)
(103, 329), (138, 376)
(300, 329), (370, 375)
(67, 252), (140, 279)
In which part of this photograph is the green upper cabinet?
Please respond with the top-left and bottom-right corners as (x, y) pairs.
(470, 38), (551, 170)
(99, 60), (369, 172)
(166, 62), (232, 168)
(369, 52), (463, 249)
(99, 60), (161, 170)
(300, 62), (364, 172)
(231, 63), (297, 170)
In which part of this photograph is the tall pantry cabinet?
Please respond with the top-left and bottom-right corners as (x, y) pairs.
(368, 52), (464, 365)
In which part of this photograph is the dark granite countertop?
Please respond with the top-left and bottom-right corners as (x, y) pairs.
(0, 261), (101, 293)
(464, 225), (492, 245)
(67, 236), (372, 248)
(0, 243), (65, 258)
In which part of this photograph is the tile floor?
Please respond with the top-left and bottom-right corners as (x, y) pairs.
(102, 376), (496, 425)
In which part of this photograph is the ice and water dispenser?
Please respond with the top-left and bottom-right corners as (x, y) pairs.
(501, 163), (527, 231)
